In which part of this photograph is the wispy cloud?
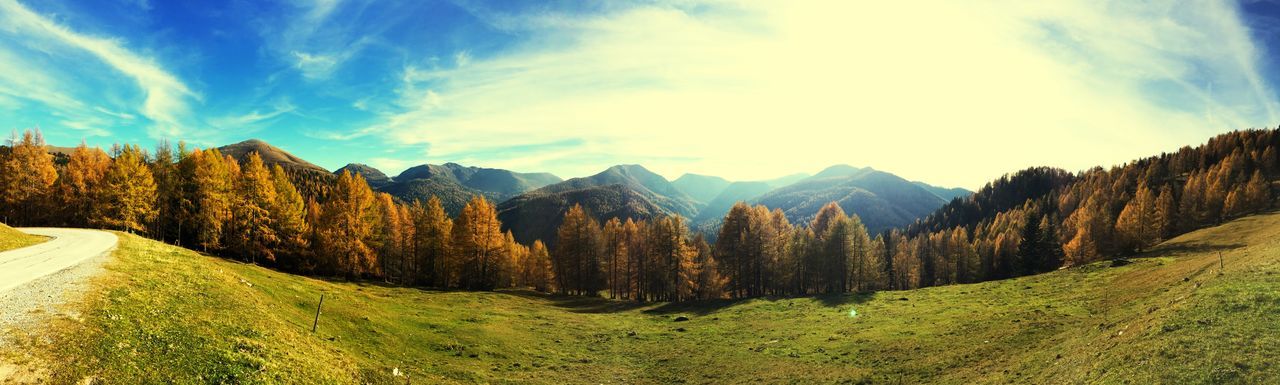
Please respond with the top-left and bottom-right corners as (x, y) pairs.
(264, 0), (386, 81)
(345, 0), (1279, 187)
(210, 100), (297, 129)
(0, 0), (196, 138)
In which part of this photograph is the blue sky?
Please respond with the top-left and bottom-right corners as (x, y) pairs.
(1, 0), (1279, 189)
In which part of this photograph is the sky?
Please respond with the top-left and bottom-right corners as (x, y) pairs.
(1, 0), (1280, 190)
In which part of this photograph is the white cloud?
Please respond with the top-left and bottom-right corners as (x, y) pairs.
(0, 0), (196, 138)
(94, 106), (136, 120)
(211, 100), (297, 128)
(350, 1), (1279, 188)
(271, 0), (377, 81)
(454, 51), (471, 67)
(291, 50), (339, 79)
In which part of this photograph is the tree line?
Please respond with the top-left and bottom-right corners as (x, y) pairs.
(536, 129), (1280, 298)
(2, 128), (1277, 301)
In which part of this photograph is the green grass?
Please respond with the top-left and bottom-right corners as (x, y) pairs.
(14, 212), (1280, 384)
(0, 223), (43, 252)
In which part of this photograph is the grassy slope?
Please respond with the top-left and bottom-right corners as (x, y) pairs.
(16, 212), (1280, 384)
(0, 223), (43, 252)
(0, 221), (42, 251)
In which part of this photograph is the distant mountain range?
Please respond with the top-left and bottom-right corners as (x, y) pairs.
(750, 165), (950, 234)
(353, 162), (561, 215)
(496, 165), (702, 244)
(211, 139), (970, 244)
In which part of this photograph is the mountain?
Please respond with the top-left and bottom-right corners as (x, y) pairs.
(534, 165), (700, 218)
(765, 173), (810, 188)
(335, 163), (392, 188)
(672, 174), (732, 204)
(497, 164), (700, 244)
(752, 165), (947, 234)
(395, 163), (561, 197)
(694, 181), (775, 224)
(217, 139), (329, 174)
(913, 181), (972, 201)
(380, 162), (562, 215)
(379, 177), (485, 215)
(497, 184), (668, 245)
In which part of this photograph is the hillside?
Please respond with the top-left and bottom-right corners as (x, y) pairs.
(693, 181), (774, 224)
(533, 165), (700, 218)
(217, 139), (329, 174)
(497, 184), (668, 245)
(672, 174), (732, 204)
(335, 163), (393, 188)
(0, 223), (42, 252)
(913, 181), (972, 201)
(378, 177), (486, 215)
(380, 163), (562, 213)
(753, 165), (948, 234)
(12, 211), (1280, 383)
(496, 165), (701, 244)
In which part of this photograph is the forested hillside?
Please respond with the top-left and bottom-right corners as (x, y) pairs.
(335, 163), (392, 188)
(379, 162), (562, 215)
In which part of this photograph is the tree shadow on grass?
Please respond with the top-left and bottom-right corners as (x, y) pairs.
(498, 289), (886, 316)
(1147, 241), (1245, 258)
(815, 291), (878, 307)
(641, 298), (751, 316)
(498, 290), (653, 314)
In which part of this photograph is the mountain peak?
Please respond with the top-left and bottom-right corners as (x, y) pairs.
(811, 164), (864, 179)
(605, 164), (653, 174)
(217, 139), (327, 174)
(336, 163), (392, 187)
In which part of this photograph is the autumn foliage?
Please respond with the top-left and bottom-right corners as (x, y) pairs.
(1, 128), (1277, 301)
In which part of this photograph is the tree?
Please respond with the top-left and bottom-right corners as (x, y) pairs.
(94, 144), (157, 234)
(189, 149), (234, 251)
(452, 196), (507, 290)
(890, 233), (918, 289)
(553, 204), (603, 296)
(603, 218), (627, 299)
(57, 143), (111, 227)
(268, 164), (310, 269)
(1115, 184), (1158, 254)
(0, 129), (58, 225)
(230, 152), (279, 263)
(151, 140), (181, 241)
(1153, 185), (1177, 240)
(715, 202), (752, 297)
(1063, 194), (1110, 265)
(810, 202), (846, 239)
(866, 235), (888, 289)
(821, 216), (854, 293)
(316, 171), (377, 278)
(688, 234), (724, 299)
(622, 218), (644, 300)
(520, 240), (554, 292)
(846, 214), (875, 291)
(372, 192), (403, 280)
(1243, 170), (1271, 213)
(412, 196), (453, 287)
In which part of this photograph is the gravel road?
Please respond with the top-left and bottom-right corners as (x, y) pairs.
(0, 228), (117, 349)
